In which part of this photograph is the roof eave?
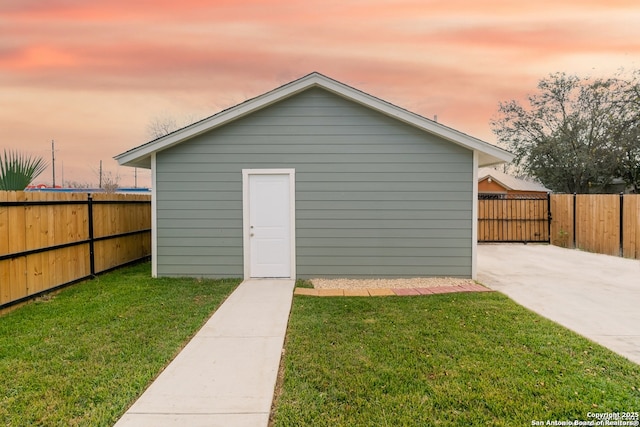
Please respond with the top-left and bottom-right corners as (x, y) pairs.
(477, 152), (514, 168)
(114, 74), (326, 167)
(114, 72), (514, 168)
(311, 75), (514, 166)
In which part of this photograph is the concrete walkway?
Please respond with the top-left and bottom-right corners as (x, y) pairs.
(478, 244), (640, 365)
(114, 279), (295, 427)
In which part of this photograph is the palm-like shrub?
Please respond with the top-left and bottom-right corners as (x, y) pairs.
(0, 150), (48, 191)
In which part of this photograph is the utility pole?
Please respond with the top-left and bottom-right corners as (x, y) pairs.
(134, 167), (138, 188)
(99, 160), (103, 189)
(51, 140), (56, 187)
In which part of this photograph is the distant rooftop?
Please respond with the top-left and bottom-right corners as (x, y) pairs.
(25, 185), (150, 194)
(478, 168), (550, 193)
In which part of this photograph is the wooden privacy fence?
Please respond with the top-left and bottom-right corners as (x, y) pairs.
(550, 194), (640, 259)
(0, 192), (151, 309)
(479, 193), (640, 259)
(478, 194), (551, 243)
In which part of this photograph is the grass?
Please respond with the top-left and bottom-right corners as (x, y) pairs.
(295, 279), (314, 288)
(271, 292), (640, 426)
(0, 262), (239, 426)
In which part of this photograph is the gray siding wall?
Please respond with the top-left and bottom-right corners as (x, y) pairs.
(155, 88), (473, 278)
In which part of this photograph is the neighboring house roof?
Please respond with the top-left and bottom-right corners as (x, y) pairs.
(478, 168), (551, 193)
(115, 72), (514, 168)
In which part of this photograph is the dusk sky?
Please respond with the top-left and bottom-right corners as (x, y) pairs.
(2, 0), (640, 188)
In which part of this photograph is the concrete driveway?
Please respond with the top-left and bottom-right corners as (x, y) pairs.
(477, 244), (640, 365)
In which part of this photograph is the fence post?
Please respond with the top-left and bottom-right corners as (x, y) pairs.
(87, 193), (96, 276)
(546, 192), (552, 243)
(572, 193), (577, 249)
(619, 192), (624, 257)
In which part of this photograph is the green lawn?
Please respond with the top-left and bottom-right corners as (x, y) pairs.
(272, 293), (640, 426)
(0, 262), (239, 426)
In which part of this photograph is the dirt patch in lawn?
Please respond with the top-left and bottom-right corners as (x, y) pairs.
(311, 277), (476, 289)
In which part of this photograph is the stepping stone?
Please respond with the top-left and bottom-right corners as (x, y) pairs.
(318, 289), (345, 297)
(343, 289), (370, 297)
(393, 288), (420, 296)
(429, 286), (459, 294)
(294, 288), (318, 296)
(367, 288), (395, 296)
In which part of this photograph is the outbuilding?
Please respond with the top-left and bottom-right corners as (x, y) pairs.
(115, 72), (513, 280)
(478, 167), (550, 198)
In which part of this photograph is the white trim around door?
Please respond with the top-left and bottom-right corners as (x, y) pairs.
(242, 169), (296, 279)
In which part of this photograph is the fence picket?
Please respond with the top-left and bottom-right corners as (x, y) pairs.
(623, 195), (640, 259)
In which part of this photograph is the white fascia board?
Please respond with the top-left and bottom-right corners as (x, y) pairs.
(115, 72), (514, 167)
(115, 75), (325, 168)
(316, 76), (514, 165)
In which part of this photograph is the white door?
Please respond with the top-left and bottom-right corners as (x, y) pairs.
(244, 171), (294, 278)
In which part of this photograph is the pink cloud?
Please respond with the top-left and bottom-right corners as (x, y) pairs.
(1, 45), (78, 69)
(1, 0), (640, 186)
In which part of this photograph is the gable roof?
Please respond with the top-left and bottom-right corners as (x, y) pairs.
(115, 72), (514, 168)
(478, 168), (550, 193)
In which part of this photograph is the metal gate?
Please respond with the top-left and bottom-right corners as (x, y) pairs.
(478, 194), (551, 243)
